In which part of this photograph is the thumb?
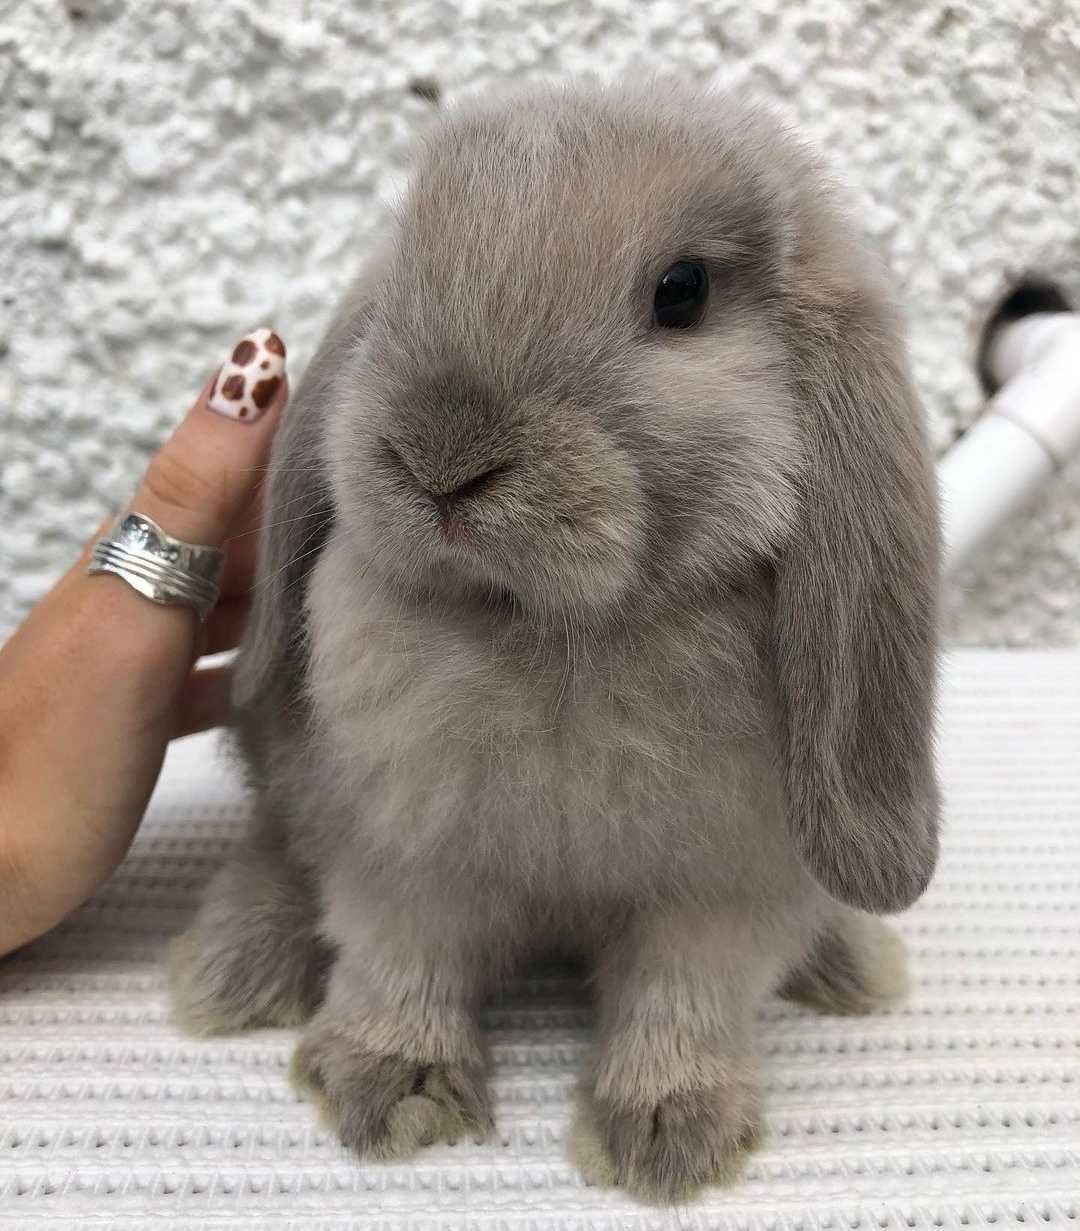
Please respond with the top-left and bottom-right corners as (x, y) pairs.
(131, 328), (288, 546)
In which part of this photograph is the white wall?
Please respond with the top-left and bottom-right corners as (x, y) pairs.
(2, 0), (1079, 642)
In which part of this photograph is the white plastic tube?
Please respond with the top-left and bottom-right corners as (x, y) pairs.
(938, 312), (1080, 573)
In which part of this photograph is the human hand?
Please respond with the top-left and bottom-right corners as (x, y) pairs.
(0, 330), (289, 957)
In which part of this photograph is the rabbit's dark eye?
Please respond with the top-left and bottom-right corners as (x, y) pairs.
(653, 260), (709, 329)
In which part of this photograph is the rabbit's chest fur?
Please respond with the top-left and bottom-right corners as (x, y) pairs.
(301, 532), (804, 913)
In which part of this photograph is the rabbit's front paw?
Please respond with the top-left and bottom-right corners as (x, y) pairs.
(570, 1076), (762, 1203)
(290, 1019), (493, 1160)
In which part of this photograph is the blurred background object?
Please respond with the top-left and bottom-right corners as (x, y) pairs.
(941, 282), (1080, 574)
(1, 0), (1078, 642)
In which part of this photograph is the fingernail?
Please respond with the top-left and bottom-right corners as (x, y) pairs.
(208, 328), (287, 422)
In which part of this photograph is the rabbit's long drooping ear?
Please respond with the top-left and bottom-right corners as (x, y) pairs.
(232, 281), (370, 720)
(770, 258), (941, 916)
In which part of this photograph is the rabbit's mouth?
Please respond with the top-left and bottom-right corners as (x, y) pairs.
(435, 509), (478, 550)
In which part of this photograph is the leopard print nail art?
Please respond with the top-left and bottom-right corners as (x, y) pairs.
(208, 328), (287, 421)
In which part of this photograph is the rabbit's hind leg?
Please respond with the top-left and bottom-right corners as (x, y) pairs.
(168, 839), (331, 1035)
(780, 910), (909, 1016)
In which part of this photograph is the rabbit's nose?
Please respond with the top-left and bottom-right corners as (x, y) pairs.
(380, 439), (513, 511)
(426, 464), (511, 515)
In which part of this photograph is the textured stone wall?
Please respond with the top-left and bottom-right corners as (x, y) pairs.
(2, 0), (1079, 642)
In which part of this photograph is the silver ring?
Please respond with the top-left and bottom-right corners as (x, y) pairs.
(88, 513), (224, 621)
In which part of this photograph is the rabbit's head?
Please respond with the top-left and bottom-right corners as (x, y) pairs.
(328, 85), (806, 621)
(243, 81), (941, 916)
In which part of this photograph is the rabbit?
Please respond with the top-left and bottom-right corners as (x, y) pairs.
(169, 78), (940, 1202)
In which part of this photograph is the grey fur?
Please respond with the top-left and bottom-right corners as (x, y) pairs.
(171, 79), (941, 1201)
(779, 912), (910, 1015)
(168, 841), (331, 1034)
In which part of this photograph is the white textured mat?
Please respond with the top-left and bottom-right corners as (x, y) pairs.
(2, 651), (1078, 1229)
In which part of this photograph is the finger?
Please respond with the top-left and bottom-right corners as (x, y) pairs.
(215, 421), (280, 596)
(201, 595), (250, 655)
(216, 495), (267, 598)
(174, 665), (236, 738)
(130, 328), (289, 548)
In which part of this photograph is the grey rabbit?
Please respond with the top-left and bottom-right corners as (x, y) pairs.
(170, 78), (940, 1202)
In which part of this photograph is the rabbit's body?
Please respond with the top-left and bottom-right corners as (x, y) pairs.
(171, 79), (939, 1202)
(300, 528), (815, 930)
